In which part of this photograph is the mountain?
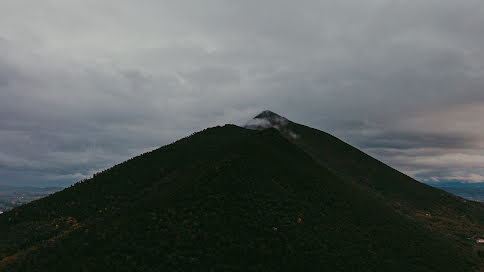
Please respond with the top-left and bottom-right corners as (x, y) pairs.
(0, 112), (483, 271)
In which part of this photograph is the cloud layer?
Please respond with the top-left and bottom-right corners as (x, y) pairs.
(1, 0), (484, 186)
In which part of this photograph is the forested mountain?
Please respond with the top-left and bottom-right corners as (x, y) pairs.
(1, 112), (483, 271)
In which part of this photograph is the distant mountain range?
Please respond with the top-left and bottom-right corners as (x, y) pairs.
(1, 111), (483, 271)
(429, 182), (484, 202)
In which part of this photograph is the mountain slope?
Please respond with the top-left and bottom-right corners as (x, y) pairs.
(247, 111), (484, 256)
(0, 119), (482, 271)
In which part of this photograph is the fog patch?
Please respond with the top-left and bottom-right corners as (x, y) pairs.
(244, 110), (299, 140)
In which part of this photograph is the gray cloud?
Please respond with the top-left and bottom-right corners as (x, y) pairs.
(1, 0), (484, 186)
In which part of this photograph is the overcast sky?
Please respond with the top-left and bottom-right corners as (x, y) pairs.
(1, 0), (484, 187)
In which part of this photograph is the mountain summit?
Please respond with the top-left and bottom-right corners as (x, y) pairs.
(254, 110), (285, 120)
(1, 113), (484, 271)
(245, 110), (295, 138)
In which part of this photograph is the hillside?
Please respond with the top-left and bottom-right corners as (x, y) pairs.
(0, 114), (483, 271)
(247, 111), (484, 244)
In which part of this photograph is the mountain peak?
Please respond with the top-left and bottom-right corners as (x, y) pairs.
(254, 110), (283, 119)
(245, 110), (289, 131)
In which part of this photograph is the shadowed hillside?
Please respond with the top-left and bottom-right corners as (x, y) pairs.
(247, 111), (484, 241)
(0, 114), (483, 271)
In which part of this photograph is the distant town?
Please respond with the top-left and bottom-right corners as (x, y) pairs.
(0, 186), (61, 213)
